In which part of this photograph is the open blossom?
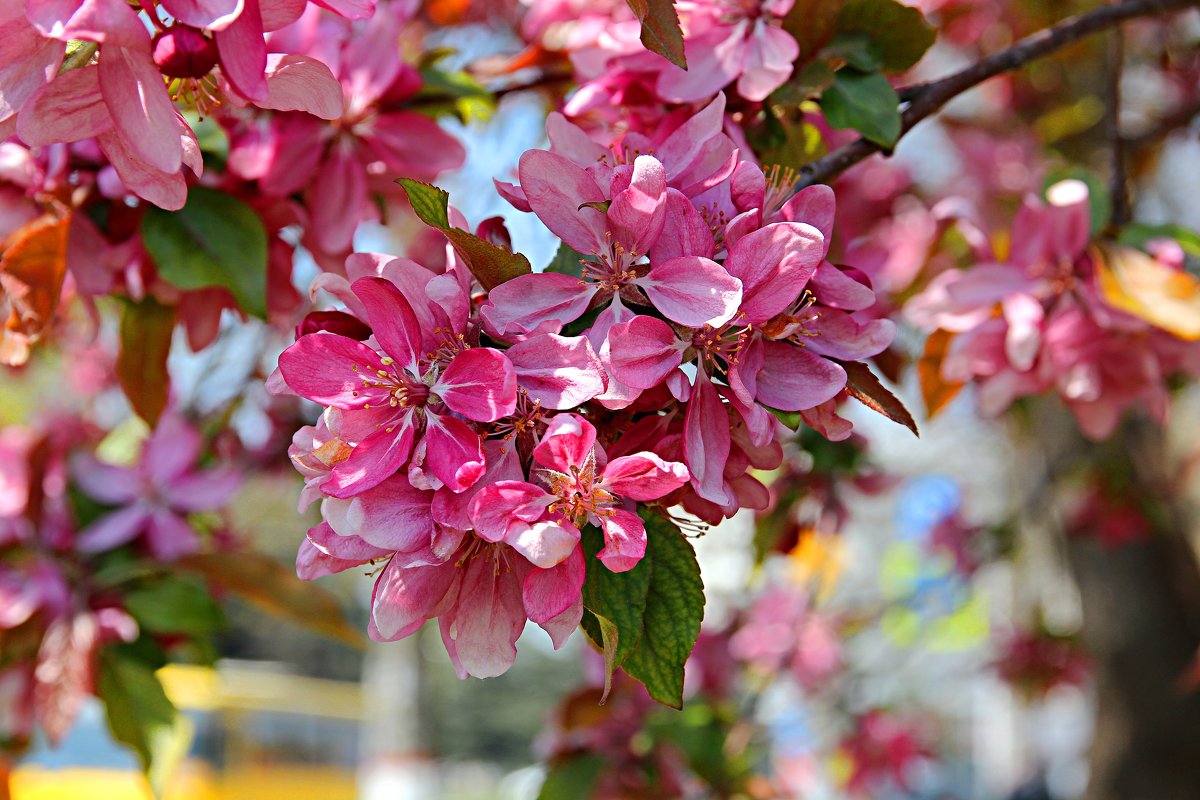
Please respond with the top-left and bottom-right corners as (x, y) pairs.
(72, 415), (241, 559)
(470, 414), (689, 572)
(279, 276), (517, 496)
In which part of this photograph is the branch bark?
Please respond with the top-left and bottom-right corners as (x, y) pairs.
(793, 0), (1200, 190)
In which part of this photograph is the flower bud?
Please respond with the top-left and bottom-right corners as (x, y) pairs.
(152, 26), (218, 79)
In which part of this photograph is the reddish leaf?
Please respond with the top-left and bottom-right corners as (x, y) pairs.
(178, 551), (364, 648)
(0, 213), (70, 366)
(33, 613), (97, 745)
(842, 360), (919, 436)
(625, 0), (687, 69)
(116, 299), (176, 427)
(917, 329), (964, 420)
(783, 0), (844, 63)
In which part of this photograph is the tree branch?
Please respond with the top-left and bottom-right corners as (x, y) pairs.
(1106, 14), (1131, 228)
(793, 0), (1200, 191)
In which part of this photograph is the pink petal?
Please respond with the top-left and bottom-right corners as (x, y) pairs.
(684, 369), (732, 505)
(75, 504), (149, 553)
(323, 419), (415, 498)
(606, 315), (685, 390)
(602, 453), (689, 501)
(657, 28), (742, 103)
(805, 311), (896, 361)
(98, 45), (182, 174)
(648, 189), (714, 262)
(446, 554), (526, 678)
(656, 94), (732, 190)
(258, 114), (326, 195)
(70, 455), (138, 505)
(159, 0), (241, 28)
(0, 36), (65, 130)
(538, 594), (583, 649)
(143, 415), (202, 481)
(424, 414), (485, 493)
(165, 468), (241, 512)
(310, 0), (375, 19)
(636, 255), (742, 327)
(506, 518), (580, 570)
(1002, 293), (1043, 372)
(469, 481), (553, 542)
(517, 149), (607, 253)
(608, 155), (667, 255)
(778, 184), (835, 243)
(480, 272), (597, 335)
(95, 128), (188, 210)
(364, 112), (466, 179)
(325, 474), (433, 552)
(297, 537), (362, 580)
(533, 413), (597, 472)
(259, 0), (306, 30)
(597, 508), (647, 572)
(255, 53), (343, 119)
(736, 23), (797, 101)
(215, 0), (268, 101)
(546, 111), (606, 164)
(434, 348), (518, 423)
(493, 178), (531, 212)
(27, 0), (151, 50)
(506, 334), (606, 409)
(522, 544), (584, 622)
(144, 509), (200, 560)
(277, 332), (385, 408)
(16, 66), (111, 146)
(372, 557), (455, 640)
(305, 142), (366, 254)
(810, 263), (876, 311)
(725, 222), (824, 324)
(754, 341), (847, 411)
(350, 276), (422, 372)
(307, 520), (389, 563)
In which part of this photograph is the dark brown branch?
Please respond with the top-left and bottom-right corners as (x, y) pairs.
(1106, 14), (1131, 228)
(793, 0), (1200, 191)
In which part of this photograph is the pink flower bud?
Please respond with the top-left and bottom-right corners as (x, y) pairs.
(152, 26), (218, 79)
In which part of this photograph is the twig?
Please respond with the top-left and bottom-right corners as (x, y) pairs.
(1106, 13), (1131, 228)
(793, 0), (1200, 191)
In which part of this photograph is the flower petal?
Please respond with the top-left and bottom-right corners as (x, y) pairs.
(323, 419), (415, 498)
(371, 557), (455, 640)
(725, 222), (824, 324)
(468, 481), (553, 542)
(505, 334), (606, 409)
(533, 413), (596, 472)
(607, 315), (685, 390)
(523, 544), (584, 623)
(608, 154), (667, 255)
(602, 453), (689, 501)
(434, 348), (518, 423)
(424, 414), (485, 493)
(481, 272), (597, 336)
(98, 45), (182, 174)
(445, 554), (526, 678)
(517, 149), (606, 253)
(215, 0), (268, 101)
(76, 504), (150, 553)
(637, 255), (742, 327)
(506, 519), (580, 570)
(597, 508), (647, 573)
(325, 474), (433, 552)
(648, 188), (715, 262)
(15, 66), (110, 147)
(684, 369), (732, 505)
(350, 276), (422, 372)
(277, 332), (385, 408)
(754, 341), (847, 411)
(255, 53), (343, 119)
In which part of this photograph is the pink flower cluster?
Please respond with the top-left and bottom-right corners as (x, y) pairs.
(0, 412), (238, 746)
(907, 180), (1200, 438)
(281, 99), (894, 677)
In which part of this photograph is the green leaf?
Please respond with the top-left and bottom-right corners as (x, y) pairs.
(124, 576), (224, 636)
(772, 60), (836, 105)
(116, 299), (175, 427)
(1118, 223), (1200, 259)
(822, 32), (884, 72)
(841, 360), (919, 436)
(783, 0), (844, 63)
(544, 242), (587, 278)
(757, 121), (827, 172)
(96, 648), (191, 796)
(621, 512), (705, 709)
(396, 178), (532, 290)
(177, 551), (364, 648)
(537, 755), (607, 800)
(835, 0), (935, 73)
(141, 187), (268, 318)
(821, 70), (901, 148)
(625, 0), (686, 69)
(580, 526), (652, 692)
(418, 67), (495, 123)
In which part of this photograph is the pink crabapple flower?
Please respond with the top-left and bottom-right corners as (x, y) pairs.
(72, 414), (241, 560)
(469, 414), (689, 572)
(278, 276), (518, 497)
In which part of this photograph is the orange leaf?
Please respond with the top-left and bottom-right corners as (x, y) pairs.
(842, 360), (919, 436)
(917, 329), (964, 419)
(0, 213), (70, 366)
(1095, 243), (1200, 341)
(116, 299), (176, 427)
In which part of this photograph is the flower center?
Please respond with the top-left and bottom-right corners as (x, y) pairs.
(541, 451), (616, 526)
(580, 234), (640, 293)
(691, 319), (753, 366)
(760, 290), (818, 343)
(353, 359), (430, 409)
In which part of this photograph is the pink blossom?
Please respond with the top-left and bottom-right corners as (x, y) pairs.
(278, 276), (517, 496)
(73, 414), (241, 559)
(469, 414), (689, 572)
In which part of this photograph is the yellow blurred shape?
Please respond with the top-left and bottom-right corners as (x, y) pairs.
(12, 765), (356, 800)
(1096, 244), (1200, 341)
(787, 529), (843, 603)
(158, 664), (364, 719)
